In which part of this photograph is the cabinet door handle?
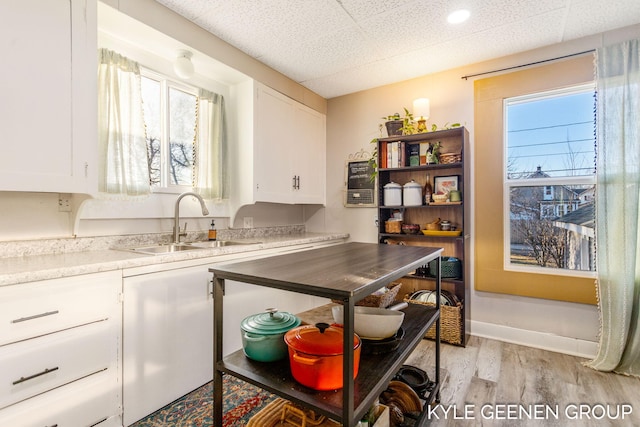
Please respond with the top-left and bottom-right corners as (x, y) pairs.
(12, 366), (59, 385)
(11, 310), (59, 323)
(296, 175), (301, 189)
(292, 175), (297, 190)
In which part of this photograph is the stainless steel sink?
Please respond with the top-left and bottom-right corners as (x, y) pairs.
(189, 240), (262, 248)
(124, 243), (206, 255)
(118, 240), (261, 255)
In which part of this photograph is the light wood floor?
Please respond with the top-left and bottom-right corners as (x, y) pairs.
(404, 336), (640, 426)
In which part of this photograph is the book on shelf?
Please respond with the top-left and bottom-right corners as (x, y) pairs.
(380, 143), (387, 168)
(386, 141), (406, 168)
(390, 142), (398, 168)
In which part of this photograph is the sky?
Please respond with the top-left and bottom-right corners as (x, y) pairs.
(506, 88), (596, 179)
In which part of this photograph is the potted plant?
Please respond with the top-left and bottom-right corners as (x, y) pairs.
(383, 113), (403, 136)
(399, 107), (417, 135)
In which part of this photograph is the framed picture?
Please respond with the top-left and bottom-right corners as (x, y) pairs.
(434, 175), (459, 194)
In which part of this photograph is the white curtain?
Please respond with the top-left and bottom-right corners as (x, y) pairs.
(587, 38), (640, 376)
(97, 49), (150, 196)
(195, 89), (229, 200)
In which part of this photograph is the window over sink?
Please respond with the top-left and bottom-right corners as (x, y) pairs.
(141, 69), (198, 191)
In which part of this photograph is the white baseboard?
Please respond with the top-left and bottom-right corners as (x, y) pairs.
(470, 320), (598, 359)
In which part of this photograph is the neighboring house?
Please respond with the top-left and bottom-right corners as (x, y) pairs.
(510, 166), (583, 243)
(529, 166), (582, 219)
(509, 166), (594, 270)
(553, 203), (595, 271)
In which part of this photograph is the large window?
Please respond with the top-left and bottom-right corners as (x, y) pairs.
(505, 85), (596, 275)
(141, 69), (198, 190)
(474, 54), (597, 304)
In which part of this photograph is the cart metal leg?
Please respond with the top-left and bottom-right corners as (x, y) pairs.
(213, 276), (224, 427)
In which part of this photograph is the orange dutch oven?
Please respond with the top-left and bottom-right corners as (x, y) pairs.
(284, 322), (361, 391)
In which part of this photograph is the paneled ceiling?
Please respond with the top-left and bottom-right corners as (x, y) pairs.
(154, 0), (640, 99)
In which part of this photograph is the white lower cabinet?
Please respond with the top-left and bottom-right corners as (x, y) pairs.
(123, 264), (214, 426)
(0, 271), (121, 426)
(0, 370), (120, 427)
(122, 244), (337, 425)
(0, 273), (117, 346)
(0, 321), (113, 409)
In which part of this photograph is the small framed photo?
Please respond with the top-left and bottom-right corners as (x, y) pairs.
(434, 175), (459, 194)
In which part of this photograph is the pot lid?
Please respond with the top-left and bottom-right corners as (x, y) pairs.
(383, 181), (401, 189)
(241, 308), (300, 335)
(284, 322), (360, 356)
(403, 179), (421, 189)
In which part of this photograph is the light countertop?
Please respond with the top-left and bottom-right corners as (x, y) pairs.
(0, 232), (349, 287)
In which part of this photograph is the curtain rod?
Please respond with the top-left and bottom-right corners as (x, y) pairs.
(460, 49), (595, 80)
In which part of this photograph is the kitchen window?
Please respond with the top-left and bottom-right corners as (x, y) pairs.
(141, 69), (198, 191)
(504, 85), (596, 276)
(98, 50), (228, 200)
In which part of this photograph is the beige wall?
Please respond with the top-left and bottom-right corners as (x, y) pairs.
(325, 24), (640, 353)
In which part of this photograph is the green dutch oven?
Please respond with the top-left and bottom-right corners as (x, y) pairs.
(240, 308), (301, 362)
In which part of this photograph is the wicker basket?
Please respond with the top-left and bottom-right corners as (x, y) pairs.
(385, 220), (402, 234)
(248, 398), (340, 427)
(333, 283), (402, 308)
(404, 295), (463, 345)
(439, 152), (462, 164)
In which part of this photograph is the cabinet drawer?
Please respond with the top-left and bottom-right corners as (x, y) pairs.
(0, 320), (114, 409)
(0, 271), (119, 346)
(0, 369), (120, 427)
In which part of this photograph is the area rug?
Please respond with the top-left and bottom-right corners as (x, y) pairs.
(131, 375), (276, 427)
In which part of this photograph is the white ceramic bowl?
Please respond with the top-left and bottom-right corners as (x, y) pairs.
(332, 305), (405, 340)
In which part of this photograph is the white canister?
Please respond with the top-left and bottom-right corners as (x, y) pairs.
(383, 182), (402, 206)
(403, 180), (423, 206)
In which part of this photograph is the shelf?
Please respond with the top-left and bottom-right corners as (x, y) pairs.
(421, 230), (462, 237)
(407, 274), (464, 285)
(379, 162), (462, 172)
(377, 127), (466, 142)
(428, 201), (462, 206)
(380, 233), (463, 240)
(219, 303), (439, 423)
(379, 203), (463, 209)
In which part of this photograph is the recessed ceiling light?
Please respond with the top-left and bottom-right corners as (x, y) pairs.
(447, 9), (470, 24)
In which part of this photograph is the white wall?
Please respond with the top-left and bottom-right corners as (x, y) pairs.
(324, 24), (640, 357)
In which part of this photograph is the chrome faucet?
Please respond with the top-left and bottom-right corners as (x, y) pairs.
(174, 192), (209, 244)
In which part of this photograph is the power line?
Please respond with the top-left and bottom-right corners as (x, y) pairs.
(509, 137), (595, 149)
(508, 120), (593, 133)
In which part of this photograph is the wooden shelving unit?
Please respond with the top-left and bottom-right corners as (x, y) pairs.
(377, 127), (470, 346)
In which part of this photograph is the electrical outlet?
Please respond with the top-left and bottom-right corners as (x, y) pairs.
(58, 194), (71, 212)
(243, 217), (254, 228)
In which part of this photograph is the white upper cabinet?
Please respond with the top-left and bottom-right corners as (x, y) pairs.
(0, 0), (97, 194)
(233, 80), (326, 209)
(254, 83), (297, 203)
(291, 102), (326, 204)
